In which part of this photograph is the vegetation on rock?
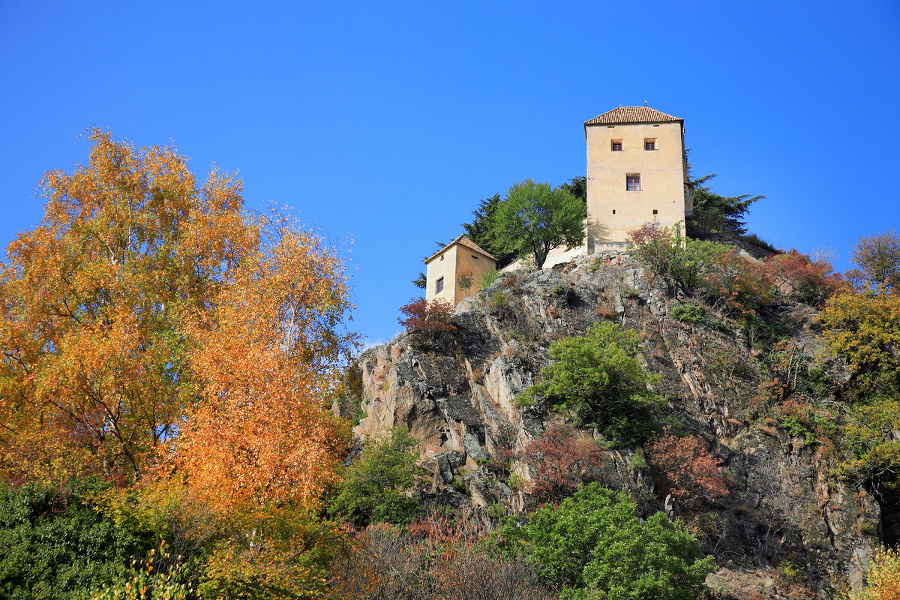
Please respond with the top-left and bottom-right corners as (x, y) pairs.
(329, 426), (422, 527)
(519, 322), (662, 446)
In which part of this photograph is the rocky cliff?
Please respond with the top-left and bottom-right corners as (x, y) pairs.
(344, 252), (881, 599)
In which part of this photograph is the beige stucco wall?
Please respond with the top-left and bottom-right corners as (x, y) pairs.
(586, 120), (691, 247)
(425, 242), (497, 307)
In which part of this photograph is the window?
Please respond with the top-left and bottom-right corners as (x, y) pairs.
(472, 255), (479, 260)
(644, 138), (656, 150)
(611, 140), (623, 151)
(626, 174), (641, 191)
(652, 209), (658, 215)
(435, 276), (444, 294)
(612, 209), (616, 214)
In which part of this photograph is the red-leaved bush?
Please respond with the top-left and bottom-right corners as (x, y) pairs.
(647, 429), (728, 509)
(398, 298), (456, 332)
(519, 423), (606, 504)
(398, 298), (457, 352)
(704, 250), (774, 316)
(763, 249), (845, 306)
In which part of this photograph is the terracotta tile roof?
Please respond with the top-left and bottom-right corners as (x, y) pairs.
(584, 106), (681, 126)
(425, 235), (497, 264)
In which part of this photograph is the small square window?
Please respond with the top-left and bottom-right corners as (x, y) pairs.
(652, 209), (658, 215)
(435, 277), (444, 294)
(644, 138), (656, 151)
(626, 174), (641, 191)
(611, 140), (623, 151)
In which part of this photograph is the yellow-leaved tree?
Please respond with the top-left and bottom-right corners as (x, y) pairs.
(0, 128), (354, 501)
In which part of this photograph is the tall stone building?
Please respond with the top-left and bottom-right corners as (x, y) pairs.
(584, 106), (692, 249)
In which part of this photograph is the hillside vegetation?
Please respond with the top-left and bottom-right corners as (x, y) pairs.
(3, 130), (899, 599)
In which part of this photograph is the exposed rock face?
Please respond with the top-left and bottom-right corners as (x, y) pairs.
(348, 252), (881, 598)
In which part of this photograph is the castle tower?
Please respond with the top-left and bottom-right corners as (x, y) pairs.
(585, 106), (692, 248)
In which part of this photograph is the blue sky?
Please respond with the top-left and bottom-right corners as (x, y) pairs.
(2, 1), (899, 348)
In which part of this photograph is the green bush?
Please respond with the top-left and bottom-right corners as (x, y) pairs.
(518, 322), (662, 446)
(669, 301), (704, 324)
(498, 483), (714, 600)
(627, 224), (732, 297)
(0, 480), (155, 600)
(479, 269), (500, 288)
(328, 427), (422, 527)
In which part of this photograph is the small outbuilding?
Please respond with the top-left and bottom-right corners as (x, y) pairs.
(425, 235), (497, 307)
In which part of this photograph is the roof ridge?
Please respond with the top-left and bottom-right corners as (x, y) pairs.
(585, 106), (681, 126)
(425, 235), (497, 264)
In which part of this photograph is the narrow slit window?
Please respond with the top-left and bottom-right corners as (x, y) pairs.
(626, 174), (641, 191)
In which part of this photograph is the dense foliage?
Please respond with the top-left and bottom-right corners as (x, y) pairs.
(848, 229), (900, 294)
(0, 480), (154, 600)
(0, 130), (355, 501)
(518, 423), (606, 503)
(498, 483), (714, 600)
(820, 233), (900, 491)
(627, 223), (731, 297)
(494, 179), (586, 269)
(0, 131), (355, 598)
(647, 430), (728, 510)
(687, 173), (763, 237)
(519, 322), (661, 446)
(329, 426), (422, 527)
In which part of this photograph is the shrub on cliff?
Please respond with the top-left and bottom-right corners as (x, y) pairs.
(398, 298), (457, 353)
(329, 427), (422, 527)
(518, 322), (662, 446)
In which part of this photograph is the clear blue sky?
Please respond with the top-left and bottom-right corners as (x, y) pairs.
(2, 1), (899, 347)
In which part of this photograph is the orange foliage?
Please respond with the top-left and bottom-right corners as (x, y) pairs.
(851, 547), (900, 600)
(0, 131), (355, 514)
(167, 213), (354, 513)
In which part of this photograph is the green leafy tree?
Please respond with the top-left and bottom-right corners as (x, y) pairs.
(494, 179), (586, 270)
(519, 322), (661, 446)
(328, 427), (422, 527)
(688, 173), (763, 237)
(498, 483), (714, 600)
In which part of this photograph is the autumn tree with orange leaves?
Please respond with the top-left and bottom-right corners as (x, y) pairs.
(0, 129), (355, 511)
